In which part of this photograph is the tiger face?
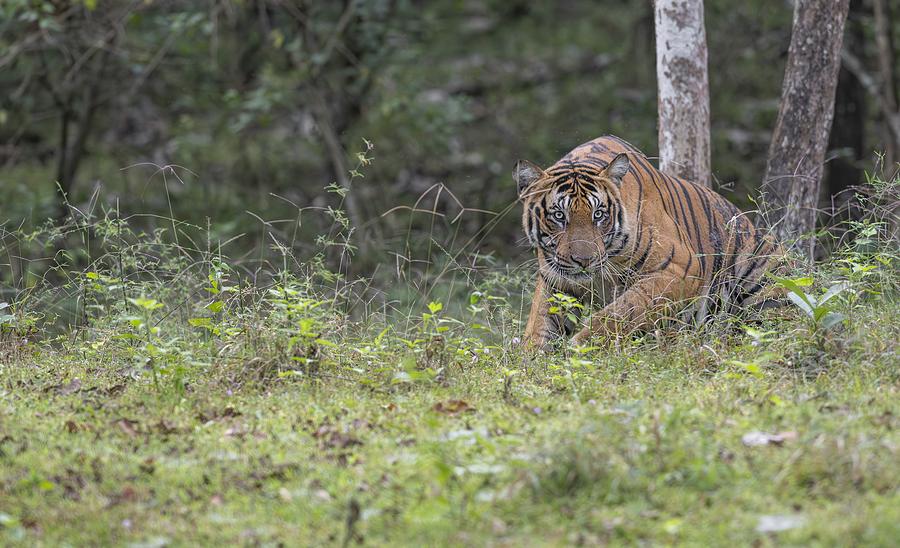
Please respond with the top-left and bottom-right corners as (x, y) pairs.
(514, 153), (630, 286)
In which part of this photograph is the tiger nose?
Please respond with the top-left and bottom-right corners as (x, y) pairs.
(571, 254), (591, 268)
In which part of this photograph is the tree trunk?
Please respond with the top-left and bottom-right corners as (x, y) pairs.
(761, 0), (850, 260)
(654, 0), (711, 186)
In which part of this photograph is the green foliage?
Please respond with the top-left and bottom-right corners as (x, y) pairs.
(0, 0), (810, 270)
(546, 292), (584, 325)
(0, 188), (898, 544)
(774, 276), (849, 332)
(1, 3), (899, 543)
(0, 270), (896, 544)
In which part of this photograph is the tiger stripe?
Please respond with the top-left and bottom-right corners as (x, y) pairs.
(515, 135), (785, 349)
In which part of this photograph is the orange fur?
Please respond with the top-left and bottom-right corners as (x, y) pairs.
(515, 135), (783, 349)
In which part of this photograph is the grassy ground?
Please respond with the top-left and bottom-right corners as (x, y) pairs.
(1, 194), (899, 546)
(1, 266), (898, 546)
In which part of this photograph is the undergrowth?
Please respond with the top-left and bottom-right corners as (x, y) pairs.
(0, 159), (898, 545)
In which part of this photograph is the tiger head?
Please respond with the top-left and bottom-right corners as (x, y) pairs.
(514, 153), (630, 287)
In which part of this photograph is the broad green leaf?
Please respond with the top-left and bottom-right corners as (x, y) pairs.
(188, 317), (213, 328)
(128, 297), (163, 311)
(813, 305), (830, 323)
(787, 292), (814, 317)
(821, 312), (845, 330)
(819, 281), (850, 305)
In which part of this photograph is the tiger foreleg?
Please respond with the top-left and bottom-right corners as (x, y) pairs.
(523, 275), (558, 350)
(571, 269), (698, 345)
(523, 274), (582, 350)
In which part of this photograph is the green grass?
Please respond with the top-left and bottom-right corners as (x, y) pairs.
(1, 189), (899, 545)
(1, 285), (897, 546)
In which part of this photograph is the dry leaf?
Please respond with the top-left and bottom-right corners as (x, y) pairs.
(198, 406), (241, 423)
(156, 419), (179, 435)
(312, 424), (362, 449)
(756, 514), (806, 532)
(432, 399), (475, 415)
(350, 418), (371, 430)
(119, 485), (138, 502)
(59, 378), (82, 396)
(115, 418), (140, 437)
(139, 457), (155, 475)
(313, 488), (332, 502)
(224, 424), (249, 439)
(742, 431), (798, 447)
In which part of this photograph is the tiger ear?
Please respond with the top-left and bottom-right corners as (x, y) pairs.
(603, 153), (630, 184)
(513, 159), (545, 196)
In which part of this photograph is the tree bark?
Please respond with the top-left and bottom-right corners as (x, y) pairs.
(654, 0), (711, 186)
(761, 0), (850, 260)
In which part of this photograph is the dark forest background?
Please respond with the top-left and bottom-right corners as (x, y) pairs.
(0, 0), (896, 283)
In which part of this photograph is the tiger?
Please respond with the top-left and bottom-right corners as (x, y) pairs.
(514, 135), (784, 349)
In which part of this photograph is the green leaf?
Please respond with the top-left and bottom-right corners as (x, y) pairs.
(83, 0), (97, 11)
(819, 281), (850, 305)
(427, 301), (443, 314)
(270, 29), (284, 49)
(744, 327), (775, 341)
(663, 518), (683, 535)
(820, 312), (845, 330)
(128, 297), (163, 311)
(772, 276), (814, 300)
(787, 292), (814, 317)
(813, 305), (830, 323)
(206, 301), (224, 313)
(0, 512), (19, 527)
(188, 317), (213, 328)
